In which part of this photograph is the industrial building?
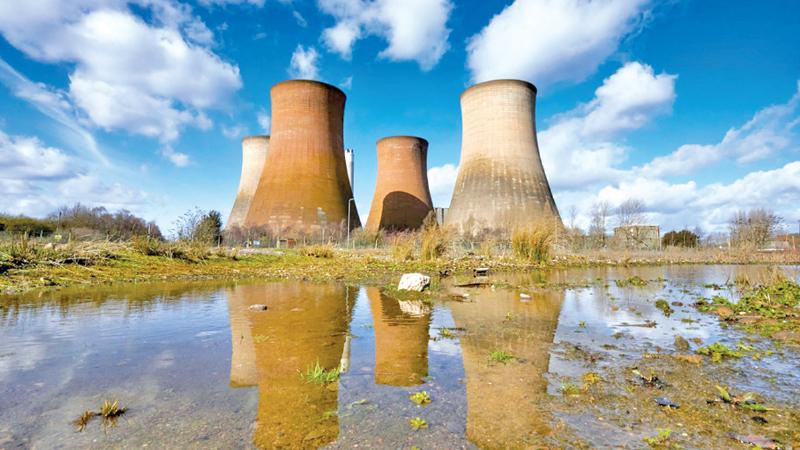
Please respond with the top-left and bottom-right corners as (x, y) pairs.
(226, 135), (269, 230)
(446, 79), (562, 235)
(244, 80), (360, 234)
(366, 136), (434, 231)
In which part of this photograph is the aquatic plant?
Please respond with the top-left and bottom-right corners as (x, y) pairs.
(409, 417), (428, 431)
(559, 383), (581, 396)
(615, 276), (648, 288)
(582, 372), (601, 385)
(696, 342), (743, 362)
(488, 350), (515, 364)
(578, 320), (587, 328)
(409, 391), (432, 406)
(438, 327), (455, 339)
(643, 428), (672, 447)
(100, 400), (126, 419)
(301, 360), (340, 385)
(73, 410), (96, 432)
(655, 299), (674, 316)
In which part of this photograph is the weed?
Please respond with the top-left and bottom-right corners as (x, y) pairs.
(655, 299), (674, 316)
(696, 342), (743, 362)
(390, 233), (416, 261)
(300, 245), (334, 258)
(643, 428), (673, 447)
(488, 350), (515, 364)
(420, 225), (449, 261)
(438, 327), (455, 339)
(409, 391), (432, 406)
(300, 360), (340, 385)
(615, 276), (648, 288)
(409, 417), (428, 431)
(100, 399), (126, 418)
(582, 372), (601, 385)
(578, 320), (587, 328)
(511, 223), (554, 263)
(560, 383), (581, 396)
(73, 410), (97, 432)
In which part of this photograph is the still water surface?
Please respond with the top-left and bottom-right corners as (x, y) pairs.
(1, 265), (798, 448)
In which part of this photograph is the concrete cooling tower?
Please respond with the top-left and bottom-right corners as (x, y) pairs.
(245, 80), (360, 232)
(366, 136), (434, 231)
(445, 80), (561, 235)
(227, 135), (269, 230)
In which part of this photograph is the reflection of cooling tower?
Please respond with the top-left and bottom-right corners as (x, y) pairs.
(366, 287), (431, 386)
(449, 287), (564, 448)
(245, 80), (360, 232)
(227, 135), (269, 229)
(344, 148), (354, 190)
(226, 282), (356, 449)
(446, 80), (561, 235)
(366, 137), (434, 231)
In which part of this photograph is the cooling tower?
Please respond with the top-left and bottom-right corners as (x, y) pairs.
(446, 80), (561, 235)
(227, 135), (269, 230)
(345, 148), (354, 190)
(245, 80), (360, 233)
(366, 136), (434, 231)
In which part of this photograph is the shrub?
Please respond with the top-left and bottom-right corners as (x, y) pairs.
(390, 232), (416, 261)
(301, 244), (335, 258)
(511, 223), (554, 263)
(420, 226), (449, 261)
(662, 229), (699, 248)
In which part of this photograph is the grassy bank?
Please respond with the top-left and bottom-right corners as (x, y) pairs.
(1, 238), (799, 296)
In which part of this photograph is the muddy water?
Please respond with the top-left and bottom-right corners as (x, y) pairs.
(0, 266), (798, 449)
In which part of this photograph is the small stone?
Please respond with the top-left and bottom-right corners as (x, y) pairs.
(398, 273), (431, 292)
(674, 335), (690, 351)
(520, 293), (532, 300)
(248, 304), (268, 311)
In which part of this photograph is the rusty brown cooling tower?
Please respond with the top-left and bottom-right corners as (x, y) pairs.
(245, 80), (360, 232)
(227, 135), (269, 230)
(366, 136), (433, 231)
(446, 80), (561, 235)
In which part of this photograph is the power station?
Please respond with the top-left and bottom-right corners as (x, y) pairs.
(445, 79), (561, 235)
(244, 80), (360, 233)
(227, 135), (269, 230)
(366, 136), (434, 231)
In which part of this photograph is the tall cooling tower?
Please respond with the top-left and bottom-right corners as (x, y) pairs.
(445, 80), (561, 235)
(227, 135), (269, 229)
(366, 136), (434, 231)
(245, 80), (360, 232)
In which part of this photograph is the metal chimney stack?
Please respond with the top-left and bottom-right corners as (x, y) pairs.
(366, 136), (434, 231)
(445, 79), (561, 234)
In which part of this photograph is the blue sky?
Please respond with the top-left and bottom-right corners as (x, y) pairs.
(0, 0), (798, 235)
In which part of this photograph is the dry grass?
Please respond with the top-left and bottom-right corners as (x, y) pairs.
(390, 232), (416, 261)
(300, 244), (335, 258)
(511, 223), (555, 263)
(420, 226), (449, 261)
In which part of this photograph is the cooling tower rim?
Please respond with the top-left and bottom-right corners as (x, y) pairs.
(376, 135), (429, 146)
(271, 79), (346, 97)
(461, 79), (537, 98)
(241, 134), (270, 143)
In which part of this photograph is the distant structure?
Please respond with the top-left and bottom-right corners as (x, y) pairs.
(245, 80), (360, 233)
(344, 148), (354, 190)
(366, 136), (434, 231)
(612, 225), (660, 250)
(227, 135), (269, 230)
(445, 79), (561, 235)
(434, 207), (448, 226)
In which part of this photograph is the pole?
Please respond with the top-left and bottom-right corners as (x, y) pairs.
(346, 198), (354, 248)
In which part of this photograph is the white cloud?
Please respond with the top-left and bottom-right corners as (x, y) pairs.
(0, 129), (75, 180)
(427, 163), (458, 208)
(318, 0), (453, 70)
(288, 45), (320, 79)
(222, 124), (246, 139)
(293, 11), (308, 27)
(539, 61), (676, 189)
(0, 1), (242, 143)
(257, 109), (271, 133)
(161, 146), (191, 167)
(197, 0), (266, 7)
(340, 76), (353, 90)
(466, 0), (650, 86)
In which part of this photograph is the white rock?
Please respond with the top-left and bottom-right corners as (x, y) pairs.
(397, 273), (431, 292)
(520, 293), (531, 299)
(248, 304), (268, 311)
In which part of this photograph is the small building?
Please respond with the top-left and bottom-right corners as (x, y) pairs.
(612, 225), (660, 250)
(434, 207), (448, 226)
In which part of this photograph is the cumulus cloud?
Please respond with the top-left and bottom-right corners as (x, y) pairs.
(0, 129), (74, 180)
(318, 0), (453, 70)
(257, 109), (271, 133)
(198, 0), (266, 6)
(466, 0), (650, 86)
(0, 0), (242, 146)
(539, 61), (677, 189)
(161, 146), (191, 167)
(222, 124), (246, 139)
(427, 163), (458, 208)
(288, 45), (320, 79)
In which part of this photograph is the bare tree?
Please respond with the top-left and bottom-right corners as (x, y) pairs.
(729, 209), (782, 248)
(615, 198), (646, 227)
(588, 201), (611, 248)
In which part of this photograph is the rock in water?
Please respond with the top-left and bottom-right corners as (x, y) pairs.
(398, 273), (431, 292)
(248, 304), (268, 311)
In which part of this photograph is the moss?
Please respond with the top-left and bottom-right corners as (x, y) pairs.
(696, 342), (743, 362)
